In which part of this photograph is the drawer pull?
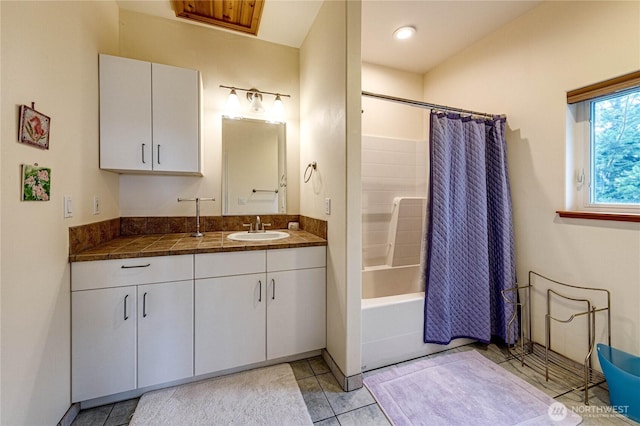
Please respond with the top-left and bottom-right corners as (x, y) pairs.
(157, 145), (161, 164)
(121, 263), (151, 269)
(142, 143), (146, 164)
(272, 278), (276, 300)
(143, 292), (148, 318)
(258, 280), (262, 302)
(124, 294), (129, 321)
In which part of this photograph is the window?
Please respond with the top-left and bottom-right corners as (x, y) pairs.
(566, 71), (640, 217)
(588, 88), (640, 206)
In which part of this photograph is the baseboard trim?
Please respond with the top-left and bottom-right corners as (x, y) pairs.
(58, 402), (80, 426)
(321, 349), (363, 392)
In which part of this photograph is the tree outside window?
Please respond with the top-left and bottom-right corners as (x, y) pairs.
(591, 89), (640, 205)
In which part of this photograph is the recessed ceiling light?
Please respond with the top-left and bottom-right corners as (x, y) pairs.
(393, 26), (416, 40)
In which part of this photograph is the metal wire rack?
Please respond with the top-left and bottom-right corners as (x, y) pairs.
(501, 271), (611, 405)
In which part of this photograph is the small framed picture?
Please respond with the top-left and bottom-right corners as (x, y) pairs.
(22, 164), (51, 201)
(19, 104), (50, 150)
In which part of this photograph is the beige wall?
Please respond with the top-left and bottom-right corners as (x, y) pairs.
(0, 2), (3, 419)
(423, 1), (640, 360)
(300, 0), (362, 377)
(0, 2), (120, 424)
(117, 10), (300, 217)
(362, 63), (425, 140)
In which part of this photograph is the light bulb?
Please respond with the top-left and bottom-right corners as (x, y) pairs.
(226, 89), (241, 117)
(272, 95), (285, 120)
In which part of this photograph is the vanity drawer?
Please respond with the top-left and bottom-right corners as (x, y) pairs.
(71, 255), (193, 291)
(195, 250), (266, 279)
(267, 246), (326, 272)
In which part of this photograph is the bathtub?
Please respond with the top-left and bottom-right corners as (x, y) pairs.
(361, 264), (473, 371)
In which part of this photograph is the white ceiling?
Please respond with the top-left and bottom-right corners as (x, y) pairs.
(362, 1), (541, 74)
(117, 0), (542, 74)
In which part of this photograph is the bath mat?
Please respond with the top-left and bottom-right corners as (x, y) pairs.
(364, 350), (582, 426)
(130, 363), (312, 426)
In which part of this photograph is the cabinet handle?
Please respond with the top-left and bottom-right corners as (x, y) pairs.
(157, 145), (161, 164)
(124, 294), (129, 321)
(121, 263), (151, 269)
(258, 280), (262, 302)
(142, 143), (146, 164)
(271, 278), (276, 300)
(143, 292), (148, 318)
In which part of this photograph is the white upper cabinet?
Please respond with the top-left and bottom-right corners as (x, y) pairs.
(99, 54), (201, 175)
(99, 55), (152, 171)
(152, 63), (200, 173)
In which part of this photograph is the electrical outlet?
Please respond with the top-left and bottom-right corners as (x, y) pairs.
(324, 198), (331, 215)
(93, 196), (100, 215)
(63, 195), (73, 218)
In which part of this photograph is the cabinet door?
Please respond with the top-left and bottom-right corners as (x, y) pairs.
(72, 286), (137, 402)
(195, 274), (266, 375)
(152, 63), (200, 173)
(137, 280), (193, 388)
(99, 54), (152, 171)
(267, 268), (326, 360)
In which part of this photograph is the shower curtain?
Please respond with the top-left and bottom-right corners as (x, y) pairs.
(423, 111), (517, 345)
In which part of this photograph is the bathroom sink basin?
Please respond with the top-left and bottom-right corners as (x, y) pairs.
(227, 231), (290, 242)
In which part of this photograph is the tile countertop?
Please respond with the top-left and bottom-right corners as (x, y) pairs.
(69, 230), (327, 262)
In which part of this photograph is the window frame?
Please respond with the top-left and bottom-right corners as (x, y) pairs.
(570, 87), (640, 215)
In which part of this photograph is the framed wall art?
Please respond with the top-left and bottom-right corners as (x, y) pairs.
(21, 164), (51, 201)
(19, 104), (50, 150)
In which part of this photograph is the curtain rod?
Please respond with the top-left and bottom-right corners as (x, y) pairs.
(362, 91), (503, 119)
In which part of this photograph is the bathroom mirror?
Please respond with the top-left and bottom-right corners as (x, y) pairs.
(222, 117), (286, 215)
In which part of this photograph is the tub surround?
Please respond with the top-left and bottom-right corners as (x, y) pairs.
(69, 215), (328, 262)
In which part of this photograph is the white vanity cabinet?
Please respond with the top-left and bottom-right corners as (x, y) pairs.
(266, 247), (326, 359)
(71, 285), (137, 402)
(71, 243), (326, 402)
(194, 246), (326, 377)
(194, 250), (266, 375)
(99, 54), (201, 174)
(137, 280), (193, 388)
(71, 255), (193, 402)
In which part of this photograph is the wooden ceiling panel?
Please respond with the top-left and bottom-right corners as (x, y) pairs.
(172, 0), (264, 36)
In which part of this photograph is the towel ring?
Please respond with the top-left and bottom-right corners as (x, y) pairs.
(303, 161), (317, 183)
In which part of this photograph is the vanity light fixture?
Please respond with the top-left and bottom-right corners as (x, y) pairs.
(220, 85), (290, 121)
(393, 26), (416, 40)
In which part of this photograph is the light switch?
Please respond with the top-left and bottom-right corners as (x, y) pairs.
(64, 195), (73, 218)
(93, 196), (100, 215)
(324, 198), (331, 215)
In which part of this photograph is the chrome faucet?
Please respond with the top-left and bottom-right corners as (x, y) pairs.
(243, 216), (271, 233)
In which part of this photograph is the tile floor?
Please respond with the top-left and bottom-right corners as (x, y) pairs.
(71, 342), (635, 426)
